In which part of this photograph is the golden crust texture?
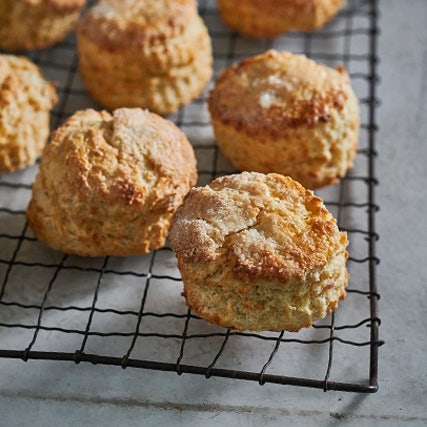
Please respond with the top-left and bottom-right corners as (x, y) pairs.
(208, 50), (359, 189)
(0, 0), (86, 51)
(76, 0), (213, 115)
(0, 54), (57, 174)
(169, 172), (348, 332)
(217, 0), (344, 37)
(27, 108), (198, 257)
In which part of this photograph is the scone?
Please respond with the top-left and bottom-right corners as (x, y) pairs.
(170, 172), (348, 332)
(27, 108), (198, 257)
(208, 50), (359, 189)
(0, 54), (57, 174)
(217, 0), (344, 37)
(0, 0), (86, 51)
(76, 0), (213, 115)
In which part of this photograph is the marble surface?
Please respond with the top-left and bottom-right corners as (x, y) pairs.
(1, 0), (427, 425)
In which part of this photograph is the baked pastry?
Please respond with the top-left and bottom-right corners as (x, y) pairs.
(217, 0), (344, 37)
(76, 0), (213, 115)
(0, 54), (57, 174)
(208, 50), (359, 189)
(169, 172), (348, 332)
(27, 108), (198, 257)
(0, 0), (86, 51)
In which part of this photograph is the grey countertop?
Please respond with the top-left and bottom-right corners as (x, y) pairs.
(1, 0), (426, 425)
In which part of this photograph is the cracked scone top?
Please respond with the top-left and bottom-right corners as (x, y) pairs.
(79, 0), (196, 47)
(208, 50), (360, 189)
(27, 108), (197, 257)
(169, 172), (348, 332)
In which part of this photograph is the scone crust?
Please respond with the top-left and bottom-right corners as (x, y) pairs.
(0, 54), (57, 174)
(76, 0), (213, 115)
(11, 0), (85, 9)
(27, 108), (197, 256)
(209, 50), (354, 135)
(217, 0), (344, 37)
(208, 50), (359, 189)
(22, 0), (86, 11)
(77, 0), (197, 49)
(170, 172), (348, 332)
(0, 0), (86, 51)
(77, 14), (212, 114)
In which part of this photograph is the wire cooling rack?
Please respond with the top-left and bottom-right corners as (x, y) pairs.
(0, 0), (383, 393)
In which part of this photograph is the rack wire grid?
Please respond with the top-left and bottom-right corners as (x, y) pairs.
(0, 0), (383, 393)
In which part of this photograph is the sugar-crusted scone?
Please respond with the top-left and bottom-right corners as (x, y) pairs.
(76, 0), (213, 115)
(0, 0), (86, 51)
(170, 172), (348, 332)
(27, 108), (198, 257)
(0, 54), (57, 174)
(217, 0), (343, 37)
(208, 50), (359, 190)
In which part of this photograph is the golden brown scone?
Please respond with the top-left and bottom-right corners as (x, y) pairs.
(27, 108), (198, 257)
(208, 50), (359, 189)
(0, 0), (86, 51)
(76, 0), (213, 115)
(217, 0), (344, 37)
(169, 172), (348, 332)
(0, 54), (57, 174)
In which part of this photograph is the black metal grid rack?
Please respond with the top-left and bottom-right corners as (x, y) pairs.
(0, 0), (383, 393)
